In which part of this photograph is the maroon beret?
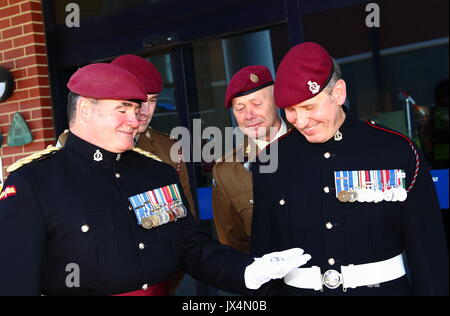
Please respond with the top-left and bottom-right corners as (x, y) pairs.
(67, 63), (147, 102)
(225, 65), (274, 109)
(111, 54), (163, 94)
(274, 42), (334, 108)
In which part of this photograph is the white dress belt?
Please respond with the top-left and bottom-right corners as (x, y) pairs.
(284, 254), (406, 291)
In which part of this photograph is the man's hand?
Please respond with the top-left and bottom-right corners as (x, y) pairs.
(244, 248), (311, 290)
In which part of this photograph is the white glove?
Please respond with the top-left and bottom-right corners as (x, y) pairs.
(244, 248), (311, 290)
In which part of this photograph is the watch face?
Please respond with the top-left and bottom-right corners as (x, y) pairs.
(0, 67), (14, 102)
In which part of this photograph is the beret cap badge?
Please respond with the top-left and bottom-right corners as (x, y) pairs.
(250, 74), (259, 84)
(308, 81), (321, 94)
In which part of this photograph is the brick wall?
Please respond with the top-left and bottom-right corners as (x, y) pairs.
(0, 0), (55, 179)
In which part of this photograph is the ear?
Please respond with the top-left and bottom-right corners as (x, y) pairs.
(332, 79), (347, 106)
(76, 97), (94, 123)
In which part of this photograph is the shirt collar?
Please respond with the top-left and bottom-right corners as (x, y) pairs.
(253, 118), (288, 150)
(65, 132), (122, 168)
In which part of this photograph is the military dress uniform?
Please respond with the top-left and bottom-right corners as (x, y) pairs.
(0, 132), (253, 296)
(250, 41), (448, 296)
(251, 112), (449, 296)
(212, 65), (289, 253)
(212, 137), (258, 253)
(136, 128), (196, 219)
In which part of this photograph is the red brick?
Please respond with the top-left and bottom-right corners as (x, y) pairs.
(1, 26), (23, 39)
(0, 5), (20, 19)
(0, 102), (19, 113)
(32, 128), (55, 141)
(17, 76), (49, 90)
(29, 87), (50, 98)
(20, 1), (42, 13)
(14, 55), (48, 69)
(31, 108), (53, 120)
(11, 11), (43, 25)
(11, 68), (27, 79)
(1, 157), (14, 168)
(25, 44), (46, 55)
(27, 118), (54, 130)
(9, 0), (27, 5)
(17, 110), (31, 120)
(23, 140), (54, 153)
(0, 114), (10, 125)
(1, 145), (24, 156)
(0, 60), (15, 69)
(5, 89), (29, 102)
(22, 22), (44, 34)
(3, 47), (25, 61)
(0, 40), (13, 51)
(13, 33), (45, 47)
(27, 65), (48, 76)
(0, 18), (11, 29)
(20, 97), (52, 110)
(0, 0), (8, 7)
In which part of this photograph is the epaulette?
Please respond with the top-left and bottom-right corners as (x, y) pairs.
(216, 146), (239, 164)
(365, 120), (420, 192)
(132, 147), (162, 162)
(147, 128), (178, 140)
(7, 145), (61, 173)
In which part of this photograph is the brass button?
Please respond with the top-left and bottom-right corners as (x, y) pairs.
(249, 199), (254, 206)
(81, 225), (90, 233)
(142, 284), (149, 290)
(115, 173), (121, 179)
(325, 222), (333, 230)
(328, 258), (336, 266)
(324, 152), (331, 159)
(139, 243), (145, 250)
(323, 186), (330, 193)
(279, 199), (286, 206)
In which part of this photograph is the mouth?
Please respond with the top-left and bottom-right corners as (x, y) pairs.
(302, 122), (321, 135)
(117, 130), (135, 137)
(247, 122), (264, 128)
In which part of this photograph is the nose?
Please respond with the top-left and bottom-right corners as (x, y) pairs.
(290, 108), (308, 130)
(140, 102), (150, 116)
(245, 107), (256, 121)
(128, 112), (140, 129)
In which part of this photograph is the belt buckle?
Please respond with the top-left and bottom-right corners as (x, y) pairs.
(322, 269), (342, 290)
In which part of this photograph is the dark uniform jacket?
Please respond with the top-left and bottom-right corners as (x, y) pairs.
(251, 114), (448, 296)
(0, 133), (252, 296)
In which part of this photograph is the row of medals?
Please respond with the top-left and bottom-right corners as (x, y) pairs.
(337, 186), (408, 203)
(141, 201), (186, 229)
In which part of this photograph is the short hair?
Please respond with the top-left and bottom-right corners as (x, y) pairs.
(324, 58), (342, 94)
(67, 91), (80, 124)
(67, 92), (99, 124)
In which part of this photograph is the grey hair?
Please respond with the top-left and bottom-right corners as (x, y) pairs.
(324, 58), (342, 94)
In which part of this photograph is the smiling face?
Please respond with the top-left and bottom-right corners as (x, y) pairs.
(231, 85), (281, 141)
(284, 79), (347, 143)
(75, 98), (141, 153)
(137, 93), (158, 134)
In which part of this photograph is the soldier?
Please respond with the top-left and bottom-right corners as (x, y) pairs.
(56, 55), (197, 295)
(212, 65), (290, 253)
(0, 63), (311, 296)
(250, 42), (449, 296)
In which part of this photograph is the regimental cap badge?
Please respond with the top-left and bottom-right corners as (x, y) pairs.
(307, 81), (320, 94)
(93, 149), (103, 162)
(250, 74), (259, 84)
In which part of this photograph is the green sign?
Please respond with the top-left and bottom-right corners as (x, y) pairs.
(7, 112), (33, 147)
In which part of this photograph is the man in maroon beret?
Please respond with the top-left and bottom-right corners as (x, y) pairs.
(111, 54), (197, 295)
(250, 42), (448, 296)
(212, 65), (290, 254)
(0, 62), (313, 296)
